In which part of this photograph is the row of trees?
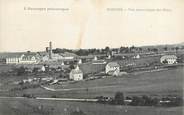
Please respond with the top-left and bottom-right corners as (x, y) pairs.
(96, 92), (183, 107)
(51, 45), (184, 56)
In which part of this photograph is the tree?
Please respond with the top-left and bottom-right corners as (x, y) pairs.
(105, 46), (110, 53)
(69, 64), (75, 70)
(33, 67), (39, 73)
(130, 45), (136, 53)
(130, 96), (144, 106)
(147, 48), (151, 52)
(181, 46), (184, 50)
(152, 48), (158, 53)
(112, 56), (123, 61)
(175, 47), (179, 54)
(138, 48), (143, 52)
(114, 92), (124, 105)
(16, 66), (26, 76)
(120, 46), (129, 53)
(163, 46), (168, 51)
(75, 49), (89, 56)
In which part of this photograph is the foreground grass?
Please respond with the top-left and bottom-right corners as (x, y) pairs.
(0, 98), (183, 115)
(2, 67), (182, 98)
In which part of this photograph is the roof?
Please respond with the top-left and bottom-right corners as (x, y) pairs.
(0, 52), (36, 58)
(79, 55), (94, 59)
(79, 62), (106, 74)
(59, 52), (78, 57)
(0, 52), (23, 58)
(106, 62), (120, 67)
(70, 66), (83, 74)
(92, 60), (106, 62)
(22, 53), (38, 60)
(161, 55), (177, 60)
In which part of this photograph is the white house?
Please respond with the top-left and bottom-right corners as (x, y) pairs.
(41, 53), (63, 61)
(160, 55), (177, 64)
(1, 53), (39, 64)
(133, 54), (140, 59)
(105, 62), (120, 76)
(69, 65), (83, 81)
(41, 66), (46, 72)
(78, 59), (82, 64)
(59, 52), (78, 60)
(93, 56), (98, 61)
(61, 61), (65, 66)
(18, 53), (38, 64)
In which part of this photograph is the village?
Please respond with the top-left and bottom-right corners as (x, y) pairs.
(0, 42), (184, 115)
(0, 42), (183, 87)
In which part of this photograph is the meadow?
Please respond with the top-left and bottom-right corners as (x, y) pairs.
(7, 67), (182, 99)
(0, 98), (183, 115)
(0, 65), (183, 115)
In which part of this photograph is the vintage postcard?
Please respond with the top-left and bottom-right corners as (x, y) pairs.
(0, 0), (183, 115)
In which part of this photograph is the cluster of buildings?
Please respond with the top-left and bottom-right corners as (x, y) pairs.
(0, 42), (179, 81)
(160, 55), (177, 64)
(69, 54), (178, 81)
(0, 42), (78, 65)
(0, 52), (39, 64)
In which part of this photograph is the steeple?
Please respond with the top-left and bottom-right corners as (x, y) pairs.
(75, 65), (79, 70)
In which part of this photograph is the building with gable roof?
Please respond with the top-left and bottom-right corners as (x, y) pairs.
(69, 65), (83, 81)
(0, 52), (39, 64)
(105, 62), (120, 76)
(160, 55), (177, 64)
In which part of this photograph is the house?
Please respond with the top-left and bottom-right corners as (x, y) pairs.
(18, 53), (38, 64)
(41, 65), (46, 72)
(59, 52), (78, 60)
(41, 53), (64, 61)
(93, 56), (98, 61)
(105, 62), (120, 76)
(133, 54), (140, 59)
(39, 51), (78, 62)
(69, 65), (83, 81)
(160, 55), (177, 64)
(78, 59), (82, 64)
(0, 52), (39, 64)
(0, 53), (22, 64)
(61, 61), (65, 66)
(79, 55), (94, 63)
(91, 56), (107, 65)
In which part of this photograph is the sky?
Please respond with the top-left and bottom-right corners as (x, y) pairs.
(0, 0), (183, 52)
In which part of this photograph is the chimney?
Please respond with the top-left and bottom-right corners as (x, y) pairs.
(49, 41), (52, 59)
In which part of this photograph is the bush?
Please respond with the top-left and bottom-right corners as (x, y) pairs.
(22, 94), (35, 98)
(113, 92), (124, 105)
(160, 96), (183, 107)
(33, 67), (40, 73)
(51, 95), (57, 98)
(16, 66), (26, 76)
(130, 96), (144, 106)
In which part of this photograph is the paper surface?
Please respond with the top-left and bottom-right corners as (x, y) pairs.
(0, 0), (183, 52)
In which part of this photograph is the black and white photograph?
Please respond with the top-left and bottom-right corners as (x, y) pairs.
(0, 0), (183, 115)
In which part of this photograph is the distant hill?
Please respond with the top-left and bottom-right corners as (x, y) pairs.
(0, 42), (184, 53)
(140, 42), (184, 50)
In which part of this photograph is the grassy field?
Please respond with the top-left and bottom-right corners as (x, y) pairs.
(1, 66), (182, 99)
(0, 64), (15, 73)
(0, 66), (183, 115)
(0, 98), (183, 115)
